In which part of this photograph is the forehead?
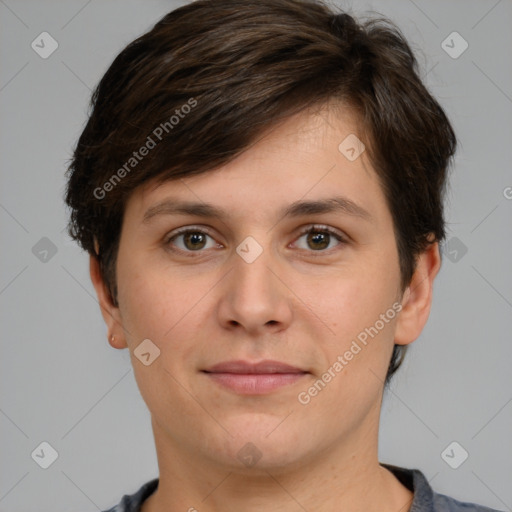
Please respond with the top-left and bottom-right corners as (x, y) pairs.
(124, 104), (387, 226)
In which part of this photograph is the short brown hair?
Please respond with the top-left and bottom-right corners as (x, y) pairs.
(64, 0), (457, 385)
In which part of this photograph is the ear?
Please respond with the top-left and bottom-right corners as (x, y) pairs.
(394, 241), (441, 346)
(89, 253), (128, 349)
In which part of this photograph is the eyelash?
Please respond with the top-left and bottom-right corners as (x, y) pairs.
(164, 224), (348, 257)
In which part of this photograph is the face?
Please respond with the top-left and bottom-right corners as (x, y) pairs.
(93, 104), (438, 473)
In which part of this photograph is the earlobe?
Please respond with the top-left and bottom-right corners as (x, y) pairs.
(394, 241), (441, 346)
(89, 254), (128, 349)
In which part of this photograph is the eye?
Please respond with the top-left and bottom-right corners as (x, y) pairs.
(164, 224), (348, 256)
(293, 225), (347, 253)
(165, 227), (220, 253)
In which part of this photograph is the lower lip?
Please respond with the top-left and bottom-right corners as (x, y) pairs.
(204, 372), (307, 394)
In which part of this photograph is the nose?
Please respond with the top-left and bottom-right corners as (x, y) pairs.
(216, 236), (293, 336)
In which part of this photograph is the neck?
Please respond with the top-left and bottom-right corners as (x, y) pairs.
(142, 416), (413, 512)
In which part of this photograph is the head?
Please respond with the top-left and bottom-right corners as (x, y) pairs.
(65, 0), (456, 471)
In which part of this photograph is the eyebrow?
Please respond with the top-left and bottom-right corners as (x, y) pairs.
(142, 196), (373, 224)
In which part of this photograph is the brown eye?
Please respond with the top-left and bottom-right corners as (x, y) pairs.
(294, 226), (347, 252)
(306, 231), (330, 250)
(182, 232), (208, 250)
(166, 228), (217, 253)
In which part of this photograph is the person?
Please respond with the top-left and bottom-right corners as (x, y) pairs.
(64, 1), (501, 511)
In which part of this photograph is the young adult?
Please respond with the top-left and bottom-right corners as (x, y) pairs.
(65, 1), (500, 511)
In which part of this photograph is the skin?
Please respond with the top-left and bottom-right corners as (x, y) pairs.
(90, 103), (441, 512)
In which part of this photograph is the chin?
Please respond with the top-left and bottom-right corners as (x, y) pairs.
(210, 417), (316, 473)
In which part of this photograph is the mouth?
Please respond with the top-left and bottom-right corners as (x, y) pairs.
(201, 360), (309, 395)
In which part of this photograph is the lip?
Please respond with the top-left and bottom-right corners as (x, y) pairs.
(204, 360), (306, 374)
(202, 360), (309, 395)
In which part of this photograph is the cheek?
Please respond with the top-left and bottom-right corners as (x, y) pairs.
(326, 287), (397, 363)
(117, 268), (204, 408)
(119, 276), (165, 340)
(319, 259), (397, 332)
(298, 281), (398, 427)
(116, 255), (180, 345)
(310, 254), (400, 380)
(117, 261), (213, 370)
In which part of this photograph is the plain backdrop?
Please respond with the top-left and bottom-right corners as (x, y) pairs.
(1, 1), (511, 511)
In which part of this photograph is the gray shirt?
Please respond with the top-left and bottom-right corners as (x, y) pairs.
(101, 464), (503, 512)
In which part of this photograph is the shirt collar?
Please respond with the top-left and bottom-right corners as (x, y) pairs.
(381, 463), (435, 512)
(115, 465), (435, 512)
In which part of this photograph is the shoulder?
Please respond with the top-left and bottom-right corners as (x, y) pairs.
(381, 463), (504, 512)
(102, 469), (504, 512)
(101, 478), (159, 512)
(431, 491), (504, 512)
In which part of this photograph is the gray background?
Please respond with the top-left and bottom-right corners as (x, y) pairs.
(1, 0), (511, 511)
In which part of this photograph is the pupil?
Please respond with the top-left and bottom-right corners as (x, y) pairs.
(186, 233), (205, 249)
(309, 232), (328, 250)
